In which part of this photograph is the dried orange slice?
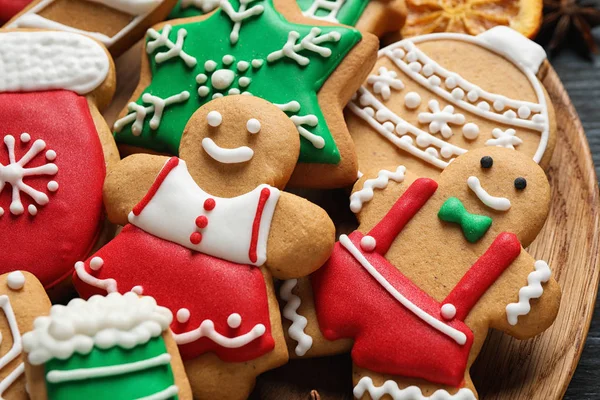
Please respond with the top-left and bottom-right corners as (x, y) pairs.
(401, 0), (543, 38)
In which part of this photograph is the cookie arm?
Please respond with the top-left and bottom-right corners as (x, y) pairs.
(265, 193), (335, 279)
(103, 154), (171, 225)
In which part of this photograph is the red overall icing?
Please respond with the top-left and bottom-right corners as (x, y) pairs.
(0, 0), (30, 23)
(0, 91), (105, 288)
(311, 178), (521, 387)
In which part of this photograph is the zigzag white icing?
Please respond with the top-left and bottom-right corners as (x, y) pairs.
(506, 260), (551, 325)
(349, 166), (406, 213)
(353, 377), (476, 400)
(280, 279), (313, 356)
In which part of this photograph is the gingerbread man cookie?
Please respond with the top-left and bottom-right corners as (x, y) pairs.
(6, 0), (177, 55)
(306, 147), (561, 398)
(113, 0), (378, 188)
(23, 292), (193, 400)
(0, 29), (119, 291)
(73, 96), (336, 399)
(347, 27), (557, 179)
(0, 271), (51, 400)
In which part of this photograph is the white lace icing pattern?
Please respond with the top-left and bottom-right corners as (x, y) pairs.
(349, 166), (406, 213)
(280, 279), (313, 356)
(353, 377), (477, 400)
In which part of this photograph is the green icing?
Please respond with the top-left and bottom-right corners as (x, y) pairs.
(296, 0), (369, 26)
(116, 0), (362, 164)
(44, 337), (177, 400)
(438, 197), (492, 243)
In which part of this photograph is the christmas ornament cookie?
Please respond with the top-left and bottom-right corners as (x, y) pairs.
(113, 0), (379, 188)
(169, 0), (406, 38)
(0, 271), (51, 400)
(22, 292), (192, 400)
(74, 96), (336, 399)
(6, 0), (177, 56)
(0, 29), (119, 290)
(347, 27), (557, 179)
(308, 147), (560, 398)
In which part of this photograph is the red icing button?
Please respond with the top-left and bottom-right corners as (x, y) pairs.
(195, 215), (208, 228)
(204, 198), (216, 211)
(189, 232), (203, 245)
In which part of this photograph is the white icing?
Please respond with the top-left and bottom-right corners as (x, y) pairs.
(128, 159), (280, 266)
(0, 295), (25, 398)
(440, 303), (456, 320)
(274, 102), (325, 149)
(339, 235), (467, 345)
(251, 59), (264, 68)
(467, 176), (511, 211)
(207, 111), (223, 127)
(302, 0), (347, 22)
(267, 27), (341, 66)
(246, 118), (261, 134)
(182, 0), (220, 12)
(220, 0), (265, 44)
(506, 260), (551, 326)
(0, 135), (58, 217)
(85, 0), (162, 14)
(280, 279), (313, 357)
(404, 92), (421, 109)
(349, 166), (406, 213)
(353, 377), (476, 400)
(0, 31), (109, 94)
(22, 292), (172, 365)
(367, 67), (404, 101)
(417, 100), (465, 139)
(486, 128), (523, 149)
(0, 363), (24, 399)
(462, 123), (479, 140)
(147, 26), (197, 68)
(477, 27), (546, 74)
(7, 271), (25, 290)
(197, 59), (253, 97)
(137, 385), (179, 400)
(212, 69), (235, 89)
(202, 138), (254, 164)
(75, 261), (118, 293)
(226, 313), (242, 328)
(172, 318), (265, 347)
(132, 286), (144, 295)
(113, 91), (190, 135)
(90, 257), (104, 271)
(360, 235), (377, 252)
(20, 133), (30, 143)
(176, 309), (190, 324)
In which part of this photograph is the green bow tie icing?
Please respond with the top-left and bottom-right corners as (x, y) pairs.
(115, 0), (362, 165)
(170, 0), (369, 26)
(438, 197), (493, 243)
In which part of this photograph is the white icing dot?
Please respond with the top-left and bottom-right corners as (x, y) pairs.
(451, 88), (465, 100)
(212, 93), (224, 99)
(222, 54), (234, 65)
(211, 69), (235, 90)
(20, 133), (31, 143)
(196, 73), (207, 84)
(425, 147), (439, 158)
(237, 61), (249, 71)
(177, 308), (191, 323)
(440, 145), (453, 158)
(428, 76), (441, 87)
(493, 99), (505, 111)
(406, 51), (418, 62)
(364, 107), (375, 117)
(204, 60), (217, 72)
(246, 118), (261, 134)
(228, 88), (240, 95)
(532, 114), (545, 123)
(0, 207), (4, 217)
(207, 111), (222, 127)
(45, 150), (57, 161)
(404, 92), (421, 109)
(251, 59), (263, 68)
(441, 303), (456, 320)
(408, 62), (421, 72)
(360, 236), (377, 252)
(445, 76), (457, 89)
(477, 101), (490, 111)
(504, 110), (517, 119)
(131, 286), (143, 295)
(422, 64), (434, 77)
(28, 205), (37, 216)
(90, 257), (104, 271)
(227, 313), (242, 328)
(198, 86), (209, 97)
(395, 123), (407, 136)
(48, 319), (75, 341)
(239, 77), (251, 87)
(383, 122), (395, 132)
(7, 271), (25, 290)
(391, 49), (405, 59)
(518, 105), (531, 119)
(467, 90), (479, 102)
(400, 135), (413, 145)
(462, 123), (480, 140)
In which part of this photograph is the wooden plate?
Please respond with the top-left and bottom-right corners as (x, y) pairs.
(106, 47), (600, 400)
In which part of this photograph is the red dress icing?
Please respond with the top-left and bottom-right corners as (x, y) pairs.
(0, 0), (30, 23)
(311, 178), (522, 387)
(0, 91), (105, 288)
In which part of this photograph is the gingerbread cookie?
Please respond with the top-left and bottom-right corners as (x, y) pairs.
(307, 147), (560, 398)
(6, 0), (177, 56)
(0, 271), (51, 400)
(0, 29), (119, 290)
(74, 96), (336, 399)
(347, 27), (557, 179)
(113, 0), (378, 188)
(22, 292), (192, 400)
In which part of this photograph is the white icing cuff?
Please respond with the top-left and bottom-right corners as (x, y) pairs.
(280, 279), (313, 356)
(353, 377), (477, 399)
(477, 27), (547, 74)
(506, 260), (551, 325)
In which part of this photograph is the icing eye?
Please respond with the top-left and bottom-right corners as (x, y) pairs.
(480, 156), (493, 169)
(246, 118), (261, 134)
(514, 177), (527, 190)
(207, 111), (222, 127)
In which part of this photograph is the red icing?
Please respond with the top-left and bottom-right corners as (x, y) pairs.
(204, 198), (216, 211)
(311, 179), (521, 387)
(132, 157), (179, 216)
(0, 0), (30, 23)
(189, 232), (202, 245)
(195, 215), (208, 228)
(0, 91), (105, 288)
(73, 225), (275, 362)
(249, 188), (271, 264)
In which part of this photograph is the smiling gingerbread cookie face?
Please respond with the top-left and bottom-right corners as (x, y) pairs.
(180, 95), (300, 197)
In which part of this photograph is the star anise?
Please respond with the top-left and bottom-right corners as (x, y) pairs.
(538, 0), (600, 56)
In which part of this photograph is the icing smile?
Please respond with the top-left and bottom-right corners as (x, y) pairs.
(467, 176), (511, 211)
(202, 138), (254, 164)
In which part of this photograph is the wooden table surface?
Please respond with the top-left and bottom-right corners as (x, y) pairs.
(552, 49), (600, 399)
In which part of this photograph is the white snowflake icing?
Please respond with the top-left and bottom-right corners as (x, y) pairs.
(181, 0), (220, 12)
(366, 67), (404, 100)
(417, 100), (465, 139)
(220, 0), (265, 45)
(275, 101), (324, 149)
(267, 27), (341, 66)
(486, 128), (523, 149)
(196, 55), (254, 99)
(147, 25), (197, 68)
(0, 134), (58, 217)
(113, 91), (191, 135)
